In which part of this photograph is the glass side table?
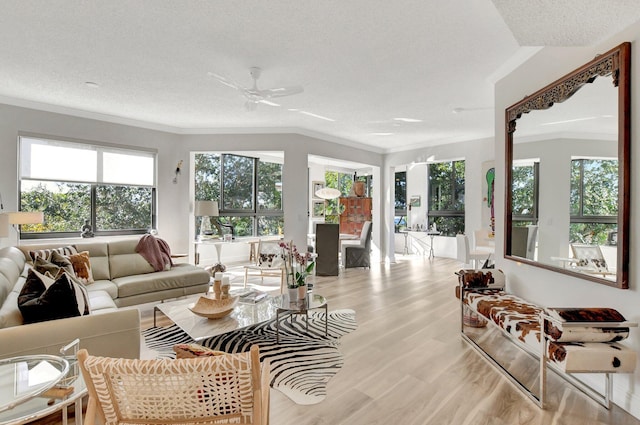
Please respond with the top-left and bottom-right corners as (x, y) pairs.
(0, 341), (87, 425)
(276, 293), (328, 343)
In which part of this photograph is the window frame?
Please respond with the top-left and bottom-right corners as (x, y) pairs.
(19, 135), (157, 240)
(569, 158), (618, 245)
(427, 160), (465, 236)
(194, 153), (284, 237)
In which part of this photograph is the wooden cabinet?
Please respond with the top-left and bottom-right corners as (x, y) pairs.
(339, 197), (372, 235)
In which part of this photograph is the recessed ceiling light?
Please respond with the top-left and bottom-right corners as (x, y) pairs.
(84, 81), (100, 88)
(393, 117), (422, 123)
(371, 132), (393, 136)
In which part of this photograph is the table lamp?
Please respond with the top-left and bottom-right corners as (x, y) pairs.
(194, 201), (218, 239)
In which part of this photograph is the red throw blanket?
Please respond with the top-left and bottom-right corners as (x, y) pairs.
(136, 234), (174, 272)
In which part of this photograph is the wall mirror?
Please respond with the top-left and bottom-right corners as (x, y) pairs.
(505, 42), (630, 289)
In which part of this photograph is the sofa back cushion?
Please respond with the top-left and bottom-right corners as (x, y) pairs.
(108, 238), (155, 279)
(0, 247), (27, 307)
(75, 242), (110, 281)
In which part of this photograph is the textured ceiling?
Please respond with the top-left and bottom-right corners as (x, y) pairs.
(492, 0), (640, 46)
(0, 1), (636, 153)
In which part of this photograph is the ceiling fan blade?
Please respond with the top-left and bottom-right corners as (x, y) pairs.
(208, 72), (246, 91)
(258, 100), (281, 107)
(260, 86), (304, 98)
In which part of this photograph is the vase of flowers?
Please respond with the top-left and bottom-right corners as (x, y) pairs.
(280, 241), (314, 299)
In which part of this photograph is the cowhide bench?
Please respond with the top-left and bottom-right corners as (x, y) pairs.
(456, 269), (637, 409)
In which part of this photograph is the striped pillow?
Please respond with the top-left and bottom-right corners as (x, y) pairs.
(29, 246), (78, 262)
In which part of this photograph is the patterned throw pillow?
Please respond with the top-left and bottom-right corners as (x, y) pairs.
(28, 245), (78, 263)
(66, 251), (94, 284)
(173, 343), (227, 359)
(33, 257), (68, 278)
(49, 251), (77, 277)
(17, 269), (90, 324)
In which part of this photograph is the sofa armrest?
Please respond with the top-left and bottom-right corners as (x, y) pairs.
(0, 309), (141, 359)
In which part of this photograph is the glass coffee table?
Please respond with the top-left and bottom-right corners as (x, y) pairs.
(276, 293), (328, 343)
(155, 293), (328, 343)
(155, 294), (286, 341)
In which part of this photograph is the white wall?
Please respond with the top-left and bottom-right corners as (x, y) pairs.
(495, 23), (640, 418)
(385, 137), (495, 260)
(407, 164), (427, 229)
(0, 106), (383, 263)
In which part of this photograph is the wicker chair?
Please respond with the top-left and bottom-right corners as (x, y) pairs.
(77, 345), (270, 425)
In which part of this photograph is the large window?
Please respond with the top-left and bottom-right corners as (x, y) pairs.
(194, 153), (283, 237)
(570, 158), (618, 245)
(427, 160), (465, 236)
(19, 136), (156, 239)
(394, 171), (407, 232)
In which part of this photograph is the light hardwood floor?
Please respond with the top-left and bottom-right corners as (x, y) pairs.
(47, 256), (640, 425)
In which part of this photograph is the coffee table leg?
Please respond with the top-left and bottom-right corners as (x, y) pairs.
(153, 306), (159, 327)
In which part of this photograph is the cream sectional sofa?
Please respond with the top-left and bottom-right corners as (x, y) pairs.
(0, 237), (210, 359)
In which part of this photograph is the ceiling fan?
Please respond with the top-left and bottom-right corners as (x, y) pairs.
(209, 67), (304, 111)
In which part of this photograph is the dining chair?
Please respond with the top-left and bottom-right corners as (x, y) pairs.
(456, 234), (491, 269)
(342, 221), (372, 269)
(78, 345), (270, 425)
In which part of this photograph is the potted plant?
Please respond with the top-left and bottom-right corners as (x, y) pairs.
(280, 242), (315, 300)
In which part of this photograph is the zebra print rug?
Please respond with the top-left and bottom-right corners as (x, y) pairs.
(143, 309), (357, 405)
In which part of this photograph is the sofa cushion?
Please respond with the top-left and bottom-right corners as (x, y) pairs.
(108, 239), (155, 279)
(113, 264), (209, 299)
(87, 290), (118, 312)
(86, 280), (118, 300)
(18, 270), (90, 324)
(0, 290), (23, 328)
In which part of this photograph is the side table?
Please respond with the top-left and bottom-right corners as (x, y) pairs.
(0, 342), (87, 425)
(276, 294), (328, 343)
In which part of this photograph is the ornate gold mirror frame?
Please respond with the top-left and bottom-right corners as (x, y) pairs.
(505, 42), (630, 289)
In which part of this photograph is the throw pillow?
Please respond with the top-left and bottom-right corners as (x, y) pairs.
(18, 269), (90, 324)
(66, 251), (94, 284)
(49, 250), (77, 277)
(173, 343), (227, 359)
(28, 245), (78, 263)
(33, 257), (67, 278)
(544, 307), (629, 343)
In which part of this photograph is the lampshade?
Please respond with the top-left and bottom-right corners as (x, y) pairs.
(315, 187), (341, 200)
(194, 201), (219, 217)
(0, 214), (8, 238)
(7, 211), (44, 225)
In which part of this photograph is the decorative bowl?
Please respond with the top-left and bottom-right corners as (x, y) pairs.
(189, 296), (238, 319)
